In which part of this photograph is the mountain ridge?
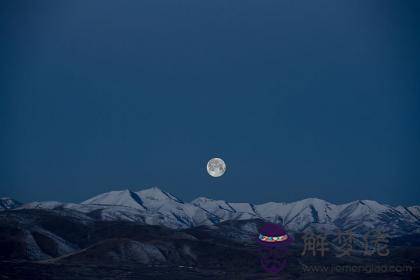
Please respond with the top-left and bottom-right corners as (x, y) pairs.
(4, 187), (420, 236)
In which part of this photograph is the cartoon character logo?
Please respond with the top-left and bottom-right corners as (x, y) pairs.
(257, 223), (293, 275)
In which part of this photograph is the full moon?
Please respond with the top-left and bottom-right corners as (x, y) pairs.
(207, 158), (226, 177)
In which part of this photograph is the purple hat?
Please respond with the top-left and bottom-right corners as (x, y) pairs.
(257, 223), (293, 247)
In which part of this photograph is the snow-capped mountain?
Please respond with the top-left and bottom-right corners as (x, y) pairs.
(14, 187), (420, 236)
(136, 187), (183, 206)
(191, 197), (258, 221)
(0, 197), (22, 210)
(82, 190), (146, 210)
(133, 187), (220, 228)
(198, 197), (420, 236)
(23, 188), (220, 229)
(254, 198), (342, 231)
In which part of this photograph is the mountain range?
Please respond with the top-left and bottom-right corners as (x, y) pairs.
(1, 188), (420, 279)
(2, 187), (419, 236)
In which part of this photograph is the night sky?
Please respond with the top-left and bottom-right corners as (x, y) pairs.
(1, 0), (419, 205)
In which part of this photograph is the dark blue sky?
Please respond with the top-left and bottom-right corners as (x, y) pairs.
(1, 0), (419, 205)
